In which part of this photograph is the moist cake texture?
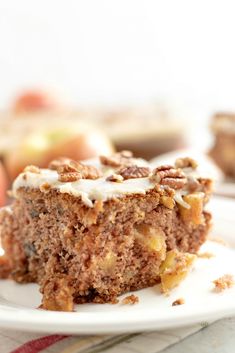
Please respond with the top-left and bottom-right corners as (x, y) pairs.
(0, 151), (212, 311)
(209, 113), (235, 178)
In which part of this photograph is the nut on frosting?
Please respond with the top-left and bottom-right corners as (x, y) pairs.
(49, 157), (101, 182)
(151, 165), (187, 190)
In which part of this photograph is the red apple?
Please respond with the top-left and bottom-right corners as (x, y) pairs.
(13, 89), (60, 114)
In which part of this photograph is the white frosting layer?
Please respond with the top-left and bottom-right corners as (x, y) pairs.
(12, 157), (206, 208)
(12, 167), (155, 207)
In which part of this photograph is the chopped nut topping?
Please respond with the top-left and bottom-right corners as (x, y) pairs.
(48, 157), (74, 170)
(175, 157), (198, 169)
(49, 157), (74, 170)
(53, 159), (82, 174)
(122, 294), (139, 305)
(49, 157), (101, 182)
(106, 173), (124, 182)
(118, 165), (150, 180)
(82, 165), (102, 180)
(100, 150), (133, 167)
(172, 298), (185, 306)
(58, 172), (82, 182)
(151, 165), (187, 189)
(213, 274), (234, 292)
(23, 165), (40, 174)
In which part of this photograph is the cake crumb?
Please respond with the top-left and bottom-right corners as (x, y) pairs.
(172, 298), (185, 306)
(209, 236), (228, 247)
(122, 294), (139, 305)
(0, 256), (12, 279)
(197, 252), (215, 259)
(213, 274), (234, 292)
(111, 298), (119, 304)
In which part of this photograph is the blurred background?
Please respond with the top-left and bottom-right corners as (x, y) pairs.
(0, 0), (235, 203)
(2, 1), (235, 113)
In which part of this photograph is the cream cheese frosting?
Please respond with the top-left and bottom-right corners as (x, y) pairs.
(12, 157), (205, 208)
(12, 168), (155, 207)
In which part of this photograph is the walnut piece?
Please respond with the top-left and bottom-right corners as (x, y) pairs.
(175, 157), (198, 169)
(49, 157), (101, 182)
(118, 165), (150, 180)
(100, 150), (133, 167)
(213, 274), (234, 292)
(122, 294), (139, 305)
(151, 165), (187, 189)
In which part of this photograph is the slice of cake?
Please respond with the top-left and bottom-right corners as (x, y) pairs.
(209, 112), (235, 178)
(0, 152), (212, 311)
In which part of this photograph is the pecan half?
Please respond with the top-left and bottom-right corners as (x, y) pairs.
(83, 165), (102, 180)
(49, 157), (101, 182)
(151, 165), (186, 189)
(118, 165), (150, 180)
(58, 172), (81, 182)
(175, 157), (198, 169)
(100, 150), (133, 167)
(49, 157), (75, 171)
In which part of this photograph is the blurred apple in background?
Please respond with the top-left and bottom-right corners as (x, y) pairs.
(4, 126), (114, 181)
(12, 89), (62, 114)
(0, 89), (114, 181)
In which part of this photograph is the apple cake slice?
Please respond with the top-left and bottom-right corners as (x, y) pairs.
(0, 151), (212, 311)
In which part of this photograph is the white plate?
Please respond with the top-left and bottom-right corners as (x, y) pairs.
(0, 196), (234, 334)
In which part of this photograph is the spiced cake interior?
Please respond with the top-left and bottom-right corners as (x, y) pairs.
(0, 151), (212, 311)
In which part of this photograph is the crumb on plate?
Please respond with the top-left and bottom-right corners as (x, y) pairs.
(208, 236), (228, 247)
(197, 252), (215, 259)
(122, 294), (139, 305)
(172, 298), (185, 306)
(213, 274), (234, 292)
